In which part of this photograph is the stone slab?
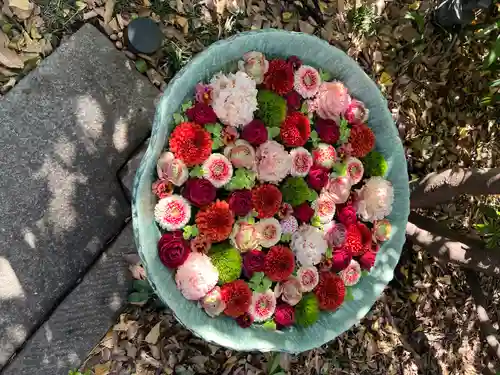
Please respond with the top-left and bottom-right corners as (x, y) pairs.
(0, 23), (158, 366)
(118, 139), (149, 201)
(2, 223), (134, 375)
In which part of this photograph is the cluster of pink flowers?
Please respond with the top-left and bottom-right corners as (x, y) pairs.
(151, 51), (395, 331)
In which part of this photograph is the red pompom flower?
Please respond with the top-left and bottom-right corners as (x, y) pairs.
(316, 118), (340, 144)
(221, 280), (252, 318)
(280, 112), (311, 147)
(293, 202), (314, 223)
(241, 119), (268, 147)
(274, 304), (295, 327)
(251, 184), (282, 218)
(185, 102), (218, 125)
(314, 272), (346, 311)
(263, 59), (294, 95)
(195, 200), (235, 243)
(169, 122), (212, 167)
(228, 189), (253, 217)
(348, 123), (375, 158)
(264, 245), (295, 282)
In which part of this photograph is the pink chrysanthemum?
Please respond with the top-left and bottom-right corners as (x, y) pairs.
(249, 290), (277, 322)
(175, 252), (219, 300)
(311, 193), (336, 224)
(345, 156), (364, 184)
(294, 65), (321, 98)
(339, 259), (362, 286)
(202, 153), (233, 188)
(323, 221), (347, 248)
(297, 266), (319, 292)
(290, 147), (313, 177)
(154, 195), (191, 231)
(280, 215), (298, 234)
(373, 219), (392, 242)
(312, 143), (337, 169)
(257, 218), (282, 248)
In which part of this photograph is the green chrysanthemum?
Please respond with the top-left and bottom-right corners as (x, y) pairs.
(363, 151), (388, 177)
(209, 245), (242, 284)
(280, 177), (311, 207)
(256, 90), (287, 128)
(296, 293), (320, 327)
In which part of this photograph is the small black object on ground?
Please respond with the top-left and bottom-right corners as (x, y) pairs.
(126, 17), (163, 55)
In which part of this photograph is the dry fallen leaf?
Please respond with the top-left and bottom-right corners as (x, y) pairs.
(94, 361), (111, 375)
(144, 321), (161, 345)
(103, 0), (115, 24)
(0, 44), (24, 68)
(7, 0), (31, 11)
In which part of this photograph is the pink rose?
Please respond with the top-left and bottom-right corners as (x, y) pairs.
(307, 165), (329, 191)
(314, 82), (351, 121)
(345, 99), (369, 125)
(274, 277), (302, 306)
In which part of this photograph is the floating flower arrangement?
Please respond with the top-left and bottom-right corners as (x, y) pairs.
(152, 52), (394, 330)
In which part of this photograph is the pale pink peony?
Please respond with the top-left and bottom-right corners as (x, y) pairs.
(313, 81), (351, 121)
(311, 193), (336, 223)
(200, 286), (226, 317)
(291, 224), (328, 266)
(312, 143), (337, 169)
(339, 259), (361, 286)
(202, 153), (233, 188)
(237, 51), (269, 84)
(157, 151), (188, 186)
(345, 156), (364, 184)
(294, 65), (321, 98)
(274, 277), (302, 306)
(345, 99), (369, 125)
(322, 176), (352, 204)
(175, 252), (219, 300)
(290, 147), (313, 177)
(224, 139), (256, 169)
(355, 177), (394, 222)
(256, 218), (282, 248)
(296, 266), (319, 292)
(154, 195), (191, 231)
(229, 220), (260, 252)
(256, 140), (291, 184)
(249, 289), (276, 322)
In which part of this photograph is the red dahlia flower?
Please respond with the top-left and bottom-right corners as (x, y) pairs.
(195, 200), (235, 243)
(251, 184), (282, 218)
(221, 280), (252, 318)
(169, 122), (212, 167)
(280, 112), (311, 147)
(264, 245), (295, 282)
(314, 272), (346, 311)
(348, 123), (375, 158)
(264, 59), (294, 95)
(343, 224), (363, 256)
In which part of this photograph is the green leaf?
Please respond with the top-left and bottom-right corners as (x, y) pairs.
(181, 100), (193, 112)
(246, 216), (256, 224)
(225, 168), (257, 190)
(250, 272), (264, 285)
(333, 162), (347, 176)
(307, 189), (318, 202)
(484, 36), (500, 69)
(189, 165), (204, 178)
(267, 127), (280, 139)
(135, 59), (148, 73)
(310, 130), (319, 141)
(133, 279), (152, 293)
(261, 276), (272, 291)
(173, 112), (185, 125)
(361, 270), (370, 277)
(319, 68), (332, 82)
(311, 215), (322, 227)
(280, 233), (292, 242)
(404, 11), (425, 33)
(268, 352), (281, 374)
(345, 287), (354, 301)
(211, 137), (224, 150)
(183, 225), (198, 239)
(191, 225), (199, 236)
(300, 101), (309, 114)
(205, 123), (222, 136)
(490, 79), (500, 88)
(326, 247), (333, 259)
(262, 320), (277, 331)
(128, 291), (150, 305)
(338, 117), (351, 144)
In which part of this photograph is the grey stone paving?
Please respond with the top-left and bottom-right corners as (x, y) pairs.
(118, 139), (149, 200)
(2, 223), (134, 375)
(0, 23), (158, 367)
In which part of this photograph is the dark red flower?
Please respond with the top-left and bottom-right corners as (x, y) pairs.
(331, 247), (353, 272)
(293, 202), (314, 223)
(264, 245), (295, 282)
(314, 272), (346, 311)
(316, 118), (340, 144)
(358, 251), (376, 270)
(285, 91), (302, 111)
(280, 112), (311, 147)
(241, 119), (268, 147)
(307, 165), (329, 191)
(228, 189), (253, 217)
(195, 200), (235, 243)
(287, 55), (302, 70)
(251, 184), (282, 218)
(169, 122), (212, 167)
(236, 312), (254, 328)
(243, 249), (266, 278)
(221, 280), (252, 318)
(182, 178), (216, 207)
(337, 205), (357, 226)
(158, 231), (190, 269)
(274, 304), (295, 327)
(264, 59), (294, 95)
(185, 102), (218, 125)
(357, 222), (372, 253)
(349, 123), (375, 158)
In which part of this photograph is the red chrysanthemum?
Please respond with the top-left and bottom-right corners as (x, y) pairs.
(285, 91), (302, 111)
(236, 312), (254, 328)
(316, 118), (340, 144)
(195, 200), (235, 242)
(314, 272), (346, 311)
(274, 303), (295, 327)
(169, 122), (212, 167)
(221, 280), (252, 318)
(293, 202), (314, 223)
(263, 59), (294, 95)
(341, 224), (363, 256)
(337, 205), (357, 226)
(348, 123), (375, 158)
(280, 112), (311, 147)
(357, 222), (372, 255)
(358, 251), (376, 270)
(264, 245), (295, 282)
(251, 184), (282, 218)
(185, 102), (218, 125)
